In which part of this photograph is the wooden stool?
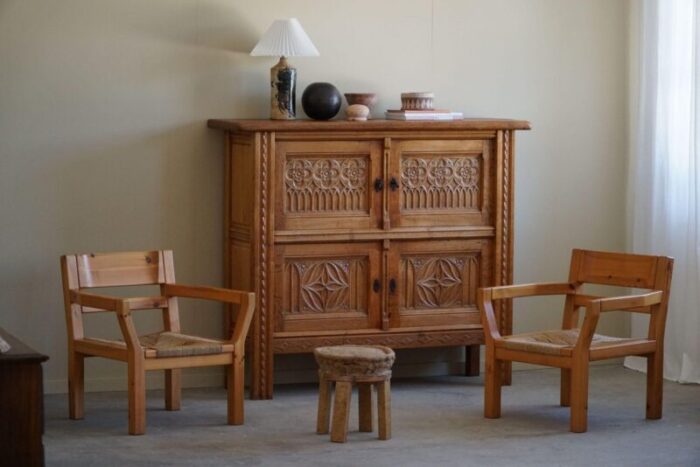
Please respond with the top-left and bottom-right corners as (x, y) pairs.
(314, 345), (395, 443)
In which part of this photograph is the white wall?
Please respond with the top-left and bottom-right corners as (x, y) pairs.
(0, 0), (630, 393)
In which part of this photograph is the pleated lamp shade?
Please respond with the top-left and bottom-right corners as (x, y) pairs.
(250, 18), (320, 57)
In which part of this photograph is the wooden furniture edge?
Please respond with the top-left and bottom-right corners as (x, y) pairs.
(273, 328), (484, 354)
(0, 328), (49, 363)
(207, 118), (532, 132)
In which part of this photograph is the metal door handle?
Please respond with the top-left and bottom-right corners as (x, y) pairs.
(374, 178), (384, 192)
(389, 177), (399, 191)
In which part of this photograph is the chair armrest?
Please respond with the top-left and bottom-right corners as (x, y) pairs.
(485, 282), (577, 300)
(162, 283), (249, 304)
(69, 290), (140, 352)
(70, 290), (122, 312)
(479, 283), (577, 342)
(574, 291), (663, 351)
(598, 291), (663, 312)
(163, 284), (256, 352)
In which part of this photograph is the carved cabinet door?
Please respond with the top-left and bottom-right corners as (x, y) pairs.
(273, 242), (382, 333)
(387, 239), (492, 329)
(275, 140), (383, 231)
(388, 139), (494, 228)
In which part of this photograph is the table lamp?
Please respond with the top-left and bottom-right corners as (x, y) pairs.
(250, 18), (319, 120)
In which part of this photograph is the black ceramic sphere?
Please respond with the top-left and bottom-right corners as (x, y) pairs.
(301, 82), (342, 120)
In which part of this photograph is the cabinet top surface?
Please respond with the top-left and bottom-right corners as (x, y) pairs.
(207, 118), (531, 132)
(0, 327), (49, 362)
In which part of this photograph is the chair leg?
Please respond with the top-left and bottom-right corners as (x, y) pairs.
(464, 345), (480, 376)
(316, 374), (332, 434)
(560, 368), (571, 407)
(646, 351), (664, 419)
(569, 360), (589, 433)
(358, 383), (374, 433)
(484, 348), (502, 419)
(165, 369), (181, 411)
(128, 361), (146, 435)
(68, 351), (84, 420)
(377, 379), (391, 440)
(227, 357), (245, 425)
(330, 381), (352, 443)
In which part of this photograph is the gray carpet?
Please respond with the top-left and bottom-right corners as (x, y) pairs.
(44, 365), (700, 466)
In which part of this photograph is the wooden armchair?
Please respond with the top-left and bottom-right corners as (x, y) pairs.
(60, 250), (255, 435)
(479, 249), (673, 432)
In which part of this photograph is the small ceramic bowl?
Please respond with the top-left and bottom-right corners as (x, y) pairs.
(344, 93), (378, 107)
(401, 92), (434, 110)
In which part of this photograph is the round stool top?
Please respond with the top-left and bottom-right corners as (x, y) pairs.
(314, 345), (395, 379)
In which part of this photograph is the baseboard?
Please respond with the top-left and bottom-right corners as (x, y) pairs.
(44, 368), (225, 395)
(44, 357), (624, 395)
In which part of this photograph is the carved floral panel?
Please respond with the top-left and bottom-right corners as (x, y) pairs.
(284, 157), (369, 213)
(282, 258), (368, 315)
(400, 155), (481, 211)
(399, 254), (480, 310)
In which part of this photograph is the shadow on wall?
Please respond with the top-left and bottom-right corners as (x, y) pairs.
(118, 1), (259, 53)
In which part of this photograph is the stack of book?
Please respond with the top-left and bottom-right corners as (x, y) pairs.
(385, 109), (464, 121)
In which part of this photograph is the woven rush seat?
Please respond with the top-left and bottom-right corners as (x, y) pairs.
(84, 331), (225, 358)
(497, 329), (651, 356)
(314, 345), (395, 379)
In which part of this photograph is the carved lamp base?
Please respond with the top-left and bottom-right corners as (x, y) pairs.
(270, 56), (297, 120)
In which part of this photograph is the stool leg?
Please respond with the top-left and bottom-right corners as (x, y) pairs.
(377, 379), (391, 440)
(316, 374), (332, 434)
(358, 383), (374, 432)
(331, 381), (352, 443)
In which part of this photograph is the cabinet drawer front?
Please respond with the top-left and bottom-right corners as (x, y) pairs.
(388, 239), (492, 328)
(275, 141), (382, 231)
(274, 242), (382, 333)
(390, 139), (494, 228)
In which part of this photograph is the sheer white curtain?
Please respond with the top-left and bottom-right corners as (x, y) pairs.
(626, 0), (700, 383)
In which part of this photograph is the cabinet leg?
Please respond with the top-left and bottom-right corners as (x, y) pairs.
(249, 367), (262, 400)
(249, 351), (274, 400)
(264, 352), (274, 399)
(464, 345), (480, 376)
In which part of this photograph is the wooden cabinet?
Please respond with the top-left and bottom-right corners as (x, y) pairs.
(275, 140), (383, 231)
(388, 239), (492, 330)
(389, 139), (494, 228)
(0, 327), (49, 467)
(274, 242), (382, 333)
(208, 119), (530, 399)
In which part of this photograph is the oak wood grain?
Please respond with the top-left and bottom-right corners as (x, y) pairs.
(211, 120), (529, 398)
(208, 118), (531, 132)
(60, 250), (255, 434)
(479, 249), (674, 433)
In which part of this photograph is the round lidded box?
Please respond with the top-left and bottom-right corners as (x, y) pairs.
(401, 92), (434, 110)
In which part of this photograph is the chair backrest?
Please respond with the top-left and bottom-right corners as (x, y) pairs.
(569, 249), (672, 290)
(565, 249), (673, 340)
(61, 250), (179, 341)
(62, 251), (175, 290)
